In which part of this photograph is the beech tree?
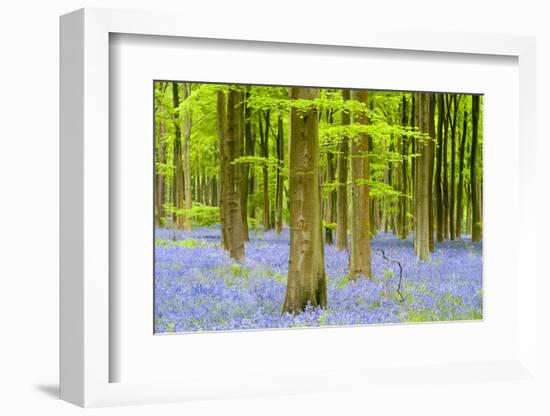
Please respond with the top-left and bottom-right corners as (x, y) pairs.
(449, 94), (459, 240)
(275, 114), (285, 234)
(154, 82), (167, 227)
(414, 92), (432, 261)
(435, 95), (444, 243)
(181, 82), (193, 231)
(471, 95), (482, 241)
(283, 87), (327, 313)
(259, 110), (271, 230)
(456, 110), (468, 237)
(398, 94), (409, 240)
(348, 90), (372, 278)
(335, 89), (350, 250)
(172, 82), (185, 228)
(217, 88), (245, 260)
(241, 90), (252, 241)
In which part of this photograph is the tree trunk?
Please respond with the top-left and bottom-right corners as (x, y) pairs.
(241, 91), (250, 241)
(283, 87), (327, 313)
(211, 175), (218, 207)
(466, 183), (472, 232)
(335, 89), (350, 250)
(399, 94), (409, 240)
(435, 94), (444, 243)
(247, 110), (256, 220)
(449, 95), (458, 240)
(371, 198), (380, 236)
(259, 110), (271, 230)
(414, 92), (431, 261)
(411, 94), (417, 247)
(182, 83), (193, 231)
(217, 91), (228, 249)
(275, 114), (284, 234)
(219, 89), (245, 260)
(155, 120), (166, 227)
(191, 173), (196, 202)
(471, 95), (482, 241)
(428, 94), (436, 253)
(348, 90), (372, 279)
(202, 170), (209, 205)
(387, 141), (395, 235)
(442, 95), (450, 240)
(171, 82), (185, 228)
(325, 151), (335, 244)
(381, 137), (390, 234)
(456, 110), (468, 237)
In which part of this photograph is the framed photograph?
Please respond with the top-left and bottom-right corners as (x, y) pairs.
(60, 7), (538, 408)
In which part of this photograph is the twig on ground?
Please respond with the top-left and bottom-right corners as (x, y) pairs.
(375, 248), (405, 302)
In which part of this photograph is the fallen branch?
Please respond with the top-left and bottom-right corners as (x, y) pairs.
(375, 248), (405, 302)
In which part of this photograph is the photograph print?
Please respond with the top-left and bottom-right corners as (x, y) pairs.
(154, 82), (483, 333)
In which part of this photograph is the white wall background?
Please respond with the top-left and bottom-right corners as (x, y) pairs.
(0, 1), (548, 415)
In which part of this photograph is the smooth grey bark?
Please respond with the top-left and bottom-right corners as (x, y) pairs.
(259, 110), (271, 230)
(456, 110), (468, 237)
(171, 81), (185, 228)
(275, 114), (284, 234)
(399, 94), (409, 240)
(471, 95), (482, 241)
(283, 87), (327, 313)
(413, 92), (432, 261)
(336, 89), (350, 250)
(182, 82), (193, 231)
(348, 90), (372, 279)
(435, 94), (444, 243)
(222, 89), (245, 260)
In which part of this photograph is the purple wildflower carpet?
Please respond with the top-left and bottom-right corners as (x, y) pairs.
(155, 227), (482, 333)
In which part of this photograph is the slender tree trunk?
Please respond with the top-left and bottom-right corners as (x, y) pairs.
(478, 177), (483, 234)
(275, 114), (285, 234)
(241, 91), (250, 241)
(217, 91), (228, 249)
(191, 173), (196, 202)
(428, 94), (436, 253)
(348, 90), (372, 279)
(336, 89), (350, 250)
(324, 109), (336, 244)
(155, 120), (166, 227)
(449, 95), (458, 240)
(471, 95), (482, 241)
(369, 135), (379, 237)
(456, 110), (468, 237)
(181, 83), (193, 231)
(381, 137), (389, 234)
(171, 82), (185, 228)
(371, 198), (379, 237)
(283, 87), (326, 313)
(414, 92), (431, 261)
(248, 113), (256, 220)
(399, 94), (409, 240)
(220, 89), (246, 260)
(466, 183), (472, 233)
(202, 170), (209, 205)
(259, 111), (271, 230)
(392, 137), (400, 236)
(388, 144), (394, 235)
(411, 94), (417, 247)
(435, 95), (444, 243)
(211, 175), (218, 207)
(442, 95), (450, 240)
(325, 151), (336, 244)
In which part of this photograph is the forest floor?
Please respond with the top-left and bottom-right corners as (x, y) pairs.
(154, 226), (483, 333)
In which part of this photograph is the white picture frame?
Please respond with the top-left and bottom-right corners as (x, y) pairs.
(60, 7), (538, 408)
